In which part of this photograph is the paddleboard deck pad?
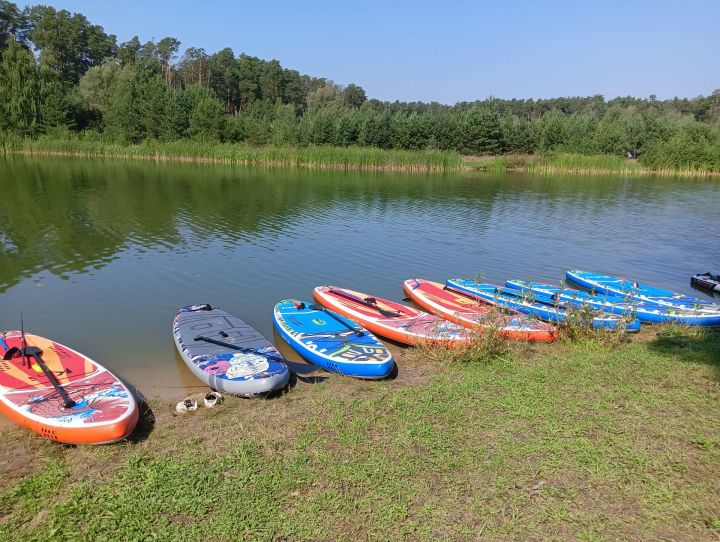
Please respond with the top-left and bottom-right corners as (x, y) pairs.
(313, 286), (471, 346)
(173, 304), (290, 396)
(273, 300), (394, 379)
(0, 331), (138, 444)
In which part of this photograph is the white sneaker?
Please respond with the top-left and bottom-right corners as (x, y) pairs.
(176, 398), (198, 414)
(204, 391), (223, 408)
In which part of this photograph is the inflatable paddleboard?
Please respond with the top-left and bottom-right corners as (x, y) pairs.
(566, 270), (716, 309)
(273, 300), (394, 379)
(506, 279), (720, 327)
(0, 331), (138, 444)
(446, 279), (641, 332)
(173, 304), (290, 396)
(313, 286), (471, 346)
(403, 278), (557, 342)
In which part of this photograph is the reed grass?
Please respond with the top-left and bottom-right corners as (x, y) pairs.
(464, 151), (720, 178)
(5, 132), (718, 177)
(1, 134), (462, 172)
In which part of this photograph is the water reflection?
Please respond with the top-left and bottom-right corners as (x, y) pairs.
(1, 156), (718, 396)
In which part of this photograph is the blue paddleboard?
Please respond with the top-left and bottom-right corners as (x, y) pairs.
(505, 279), (720, 326)
(565, 269), (718, 310)
(446, 280), (641, 332)
(273, 300), (394, 379)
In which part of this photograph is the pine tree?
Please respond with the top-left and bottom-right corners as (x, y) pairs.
(461, 104), (504, 155)
(187, 85), (226, 140)
(161, 89), (191, 141)
(39, 76), (72, 130)
(104, 66), (145, 142)
(142, 75), (167, 139)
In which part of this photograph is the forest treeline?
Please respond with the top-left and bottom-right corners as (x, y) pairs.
(1, 2), (720, 170)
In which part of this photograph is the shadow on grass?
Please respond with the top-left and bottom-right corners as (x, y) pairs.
(127, 400), (155, 444)
(647, 326), (720, 378)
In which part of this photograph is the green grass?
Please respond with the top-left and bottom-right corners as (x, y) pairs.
(1, 328), (719, 540)
(0, 134), (462, 172)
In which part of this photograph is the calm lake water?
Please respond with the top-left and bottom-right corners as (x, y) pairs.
(1, 156), (718, 398)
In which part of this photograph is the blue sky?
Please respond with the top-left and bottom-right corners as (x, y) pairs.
(18, 0), (720, 103)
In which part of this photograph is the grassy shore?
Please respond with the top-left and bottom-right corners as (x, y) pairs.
(3, 134), (719, 177)
(1, 326), (719, 541)
(0, 136), (462, 173)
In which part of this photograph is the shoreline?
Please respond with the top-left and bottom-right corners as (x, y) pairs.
(2, 144), (719, 177)
(3, 148), (453, 173)
(1, 327), (719, 539)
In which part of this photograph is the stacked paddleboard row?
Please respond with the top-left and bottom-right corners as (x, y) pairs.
(171, 283), (561, 403)
(3, 270), (717, 444)
(563, 270), (720, 326)
(179, 270), (710, 401)
(444, 270), (720, 328)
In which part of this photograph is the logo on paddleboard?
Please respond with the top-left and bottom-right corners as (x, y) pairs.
(225, 354), (270, 379)
(312, 318), (326, 326)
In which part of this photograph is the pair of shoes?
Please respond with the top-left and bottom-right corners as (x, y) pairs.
(175, 392), (224, 414)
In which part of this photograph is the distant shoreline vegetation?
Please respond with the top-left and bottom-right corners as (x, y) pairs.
(3, 137), (719, 177)
(0, 137), (461, 172)
(1, 3), (719, 175)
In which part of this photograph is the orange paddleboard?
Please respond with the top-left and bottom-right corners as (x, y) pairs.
(313, 286), (472, 346)
(0, 331), (138, 444)
(403, 279), (557, 342)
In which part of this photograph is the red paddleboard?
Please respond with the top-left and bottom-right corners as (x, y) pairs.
(313, 286), (472, 346)
(403, 279), (557, 342)
(0, 331), (138, 444)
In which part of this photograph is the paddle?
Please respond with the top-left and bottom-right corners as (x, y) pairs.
(3, 315), (76, 409)
(293, 302), (365, 337)
(193, 334), (287, 363)
(327, 288), (402, 317)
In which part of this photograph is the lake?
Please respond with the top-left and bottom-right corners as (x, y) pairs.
(1, 156), (718, 397)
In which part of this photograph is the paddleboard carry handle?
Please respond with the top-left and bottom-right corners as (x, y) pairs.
(180, 304), (213, 313)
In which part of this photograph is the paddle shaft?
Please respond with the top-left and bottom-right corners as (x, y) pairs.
(24, 347), (76, 409)
(16, 316), (76, 409)
(194, 335), (286, 363)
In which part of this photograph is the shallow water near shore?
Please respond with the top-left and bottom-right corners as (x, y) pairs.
(0, 156), (718, 398)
